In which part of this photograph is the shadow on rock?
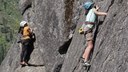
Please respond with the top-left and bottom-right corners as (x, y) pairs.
(58, 38), (72, 54)
(27, 63), (45, 67)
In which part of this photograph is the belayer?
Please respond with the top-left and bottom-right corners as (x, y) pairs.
(18, 21), (35, 65)
(79, 2), (107, 66)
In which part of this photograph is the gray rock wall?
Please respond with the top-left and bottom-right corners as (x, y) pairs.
(1, 0), (128, 72)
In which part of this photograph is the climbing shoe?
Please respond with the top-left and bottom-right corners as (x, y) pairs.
(79, 28), (84, 34)
(83, 61), (91, 67)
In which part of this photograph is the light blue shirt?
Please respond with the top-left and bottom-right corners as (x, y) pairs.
(86, 9), (96, 22)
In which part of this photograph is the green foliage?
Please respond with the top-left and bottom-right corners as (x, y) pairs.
(0, 36), (8, 63)
(0, 0), (22, 64)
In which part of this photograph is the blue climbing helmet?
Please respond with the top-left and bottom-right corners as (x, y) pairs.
(83, 1), (94, 10)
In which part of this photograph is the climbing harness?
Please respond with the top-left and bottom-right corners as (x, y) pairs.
(78, 21), (94, 34)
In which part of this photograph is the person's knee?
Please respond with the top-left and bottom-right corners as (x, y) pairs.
(87, 41), (93, 49)
(87, 44), (93, 49)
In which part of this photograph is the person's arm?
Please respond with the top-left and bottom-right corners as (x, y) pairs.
(93, 6), (107, 16)
(27, 27), (33, 34)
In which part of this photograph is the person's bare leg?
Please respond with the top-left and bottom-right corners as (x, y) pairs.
(82, 40), (93, 62)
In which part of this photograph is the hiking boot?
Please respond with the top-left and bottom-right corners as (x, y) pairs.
(83, 61), (91, 67)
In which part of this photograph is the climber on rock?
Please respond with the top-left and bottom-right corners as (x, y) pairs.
(79, 2), (107, 66)
(18, 21), (34, 66)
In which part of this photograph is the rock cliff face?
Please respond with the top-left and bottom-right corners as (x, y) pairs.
(1, 0), (128, 72)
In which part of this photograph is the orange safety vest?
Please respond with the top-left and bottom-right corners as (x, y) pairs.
(22, 26), (31, 39)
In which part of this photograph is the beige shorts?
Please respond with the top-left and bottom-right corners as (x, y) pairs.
(85, 31), (93, 41)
